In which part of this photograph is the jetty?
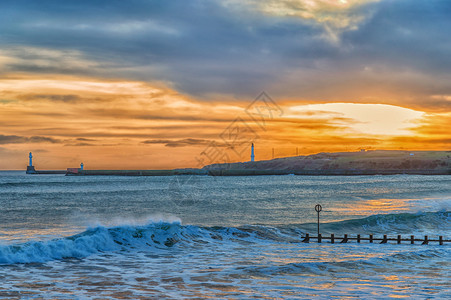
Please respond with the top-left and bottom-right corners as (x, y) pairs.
(26, 166), (66, 175)
(65, 168), (208, 176)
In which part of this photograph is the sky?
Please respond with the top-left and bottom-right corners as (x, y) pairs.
(0, 0), (450, 170)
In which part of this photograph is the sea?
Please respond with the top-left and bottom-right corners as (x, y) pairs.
(0, 171), (450, 299)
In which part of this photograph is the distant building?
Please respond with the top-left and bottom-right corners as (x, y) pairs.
(360, 149), (366, 152)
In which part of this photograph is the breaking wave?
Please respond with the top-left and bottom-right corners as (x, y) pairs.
(0, 211), (449, 264)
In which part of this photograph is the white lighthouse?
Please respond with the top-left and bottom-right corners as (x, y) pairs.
(251, 143), (255, 162)
(26, 152), (37, 174)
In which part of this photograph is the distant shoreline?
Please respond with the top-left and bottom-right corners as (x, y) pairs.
(13, 169), (451, 176)
(63, 169), (450, 176)
(203, 150), (451, 176)
(23, 150), (451, 176)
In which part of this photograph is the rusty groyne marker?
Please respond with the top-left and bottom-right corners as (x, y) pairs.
(315, 204), (322, 236)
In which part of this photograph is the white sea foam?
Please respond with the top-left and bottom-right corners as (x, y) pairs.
(1, 211), (449, 265)
(1, 174), (450, 298)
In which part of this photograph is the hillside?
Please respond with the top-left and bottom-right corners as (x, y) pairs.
(203, 150), (451, 175)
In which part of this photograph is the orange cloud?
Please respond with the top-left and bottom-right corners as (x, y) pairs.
(0, 74), (450, 170)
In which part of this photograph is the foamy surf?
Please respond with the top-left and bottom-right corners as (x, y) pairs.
(1, 211), (449, 265)
(1, 173), (451, 298)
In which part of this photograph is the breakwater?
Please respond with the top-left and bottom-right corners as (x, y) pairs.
(65, 169), (208, 176)
(26, 166), (66, 175)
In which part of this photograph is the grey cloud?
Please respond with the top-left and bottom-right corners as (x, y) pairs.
(0, 0), (323, 95)
(25, 94), (82, 102)
(0, 134), (61, 144)
(141, 138), (212, 147)
(64, 142), (95, 147)
(0, 0), (450, 104)
(342, 0), (451, 72)
(0, 99), (17, 104)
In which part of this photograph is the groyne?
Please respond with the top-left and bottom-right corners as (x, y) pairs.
(301, 233), (450, 245)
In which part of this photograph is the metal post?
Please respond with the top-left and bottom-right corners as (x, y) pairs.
(369, 234), (373, 243)
(439, 236), (443, 245)
(397, 235), (401, 244)
(331, 233), (334, 244)
(357, 234), (361, 243)
(411, 235), (414, 244)
(315, 204), (322, 236)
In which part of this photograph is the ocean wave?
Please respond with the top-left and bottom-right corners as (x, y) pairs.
(0, 222), (285, 264)
(0, 222), (180, 264)
(0, 211), (449, 264)
(319, 211), (451, 234)
(234, 247), (450, 278)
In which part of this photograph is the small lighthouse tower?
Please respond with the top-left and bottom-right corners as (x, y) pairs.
(251, 143), (255, 162)
(26, 152), (37, 174)
(80, 162), (84, 170)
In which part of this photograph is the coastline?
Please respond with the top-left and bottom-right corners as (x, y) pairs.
(203, 150), (451, 176)
(25, 150), (451, 176)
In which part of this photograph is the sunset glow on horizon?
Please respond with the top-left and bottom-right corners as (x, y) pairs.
(1, 0), (450, 170)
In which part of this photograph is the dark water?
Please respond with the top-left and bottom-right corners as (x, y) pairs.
(0, 172), (450, 298)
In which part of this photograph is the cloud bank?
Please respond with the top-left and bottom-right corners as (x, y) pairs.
(0, 0), (450, 110)
(1, 0), (450, 169)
